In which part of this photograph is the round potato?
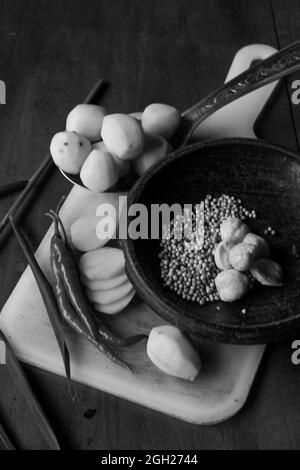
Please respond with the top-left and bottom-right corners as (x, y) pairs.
(92, 140), (130, 177)
(133, 134), (171, 175)
(80, 149), (119, 192)
(66, 104), (107, 142)
(101, 113), (144, 160)
(141, 103), (181, 140)
(50, 131), (91, 174)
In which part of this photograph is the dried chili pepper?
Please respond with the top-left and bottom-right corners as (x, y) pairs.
(47, 205), (145, 348)
(92, 314), (147, 347)
(46, 209), (98, 341)
(51, 253), (132, 371)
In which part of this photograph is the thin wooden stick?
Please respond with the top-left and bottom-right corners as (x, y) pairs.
(0, 330), (60, 450)
(0, 180), (28, 199)
(0, 78), (107, 248)
(0, 420), (15, 450)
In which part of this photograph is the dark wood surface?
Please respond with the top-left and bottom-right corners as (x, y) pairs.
(0, 0), (300, 450)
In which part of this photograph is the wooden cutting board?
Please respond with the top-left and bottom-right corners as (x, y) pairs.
(0, 44), (278, 424)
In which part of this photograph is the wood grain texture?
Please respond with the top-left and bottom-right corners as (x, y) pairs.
(0, 0), (300, 450)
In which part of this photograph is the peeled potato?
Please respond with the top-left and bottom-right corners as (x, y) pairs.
(86, 279), (133, 305)
(50, 131), (91, 174)
(133, 134), (171, 175)
(101, 113), (144, 160)
(66, 104), (107, 141)
(94, 289), (135, 314)
(80, 149), (119, 192)
(129, 111), (142, 120)
(81, 272), (127, 291)
(141, 103), (181, 140)
(70, 214), (116, 252)
(79, 247), (125, 281)
(147, 325), (201, 381)
(92, 140), (130, 177)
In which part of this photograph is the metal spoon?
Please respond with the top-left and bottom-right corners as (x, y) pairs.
(61, 40), (300, 189)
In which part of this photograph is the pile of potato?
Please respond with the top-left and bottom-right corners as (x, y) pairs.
(50, 103), (181, 192)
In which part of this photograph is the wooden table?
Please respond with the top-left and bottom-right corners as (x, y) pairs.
(0, 0), (300, 450)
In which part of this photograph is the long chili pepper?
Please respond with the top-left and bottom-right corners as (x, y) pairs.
(50, 254), (132, 372)
(46, 210), (98, 341)
(92, 314), (147, 347)
(48, 202), (145, 348)
(53, 209), (146, 347)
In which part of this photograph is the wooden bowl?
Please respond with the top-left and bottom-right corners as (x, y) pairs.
(120, 138), (300, 344)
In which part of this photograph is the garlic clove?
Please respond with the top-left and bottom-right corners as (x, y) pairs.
(229, 242), (258, 272)
(243, 233), (270, 258)
(213, 240), (234, 270)
(215, 269), (249, 302)
(220, 216), (250, 243)
(250, 258), (283, 286)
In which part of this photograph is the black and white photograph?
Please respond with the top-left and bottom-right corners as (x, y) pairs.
(0, 0), (300, 453)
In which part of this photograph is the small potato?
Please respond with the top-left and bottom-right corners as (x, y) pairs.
(86, 279), (133, 305)
(50, 131), (91, 174)
(80, 149), (119, 192)
(129, 111), (142, 120)
(94, 289), (135, 314)
(101, 113), (144, 160)
(70, 214), (116, 252)
(66, 104), (107, 141)
(81, 272), (127, 291)
(92, 140), (130, 177)
(141, 103), (181, 140)
(215, 269), (249, 302)
(220, 216), (250, 243)
(79, 247), (125, 281)
(133, 134), (171, 175)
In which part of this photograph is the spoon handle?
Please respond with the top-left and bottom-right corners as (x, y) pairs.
(172, 40), (300, 149)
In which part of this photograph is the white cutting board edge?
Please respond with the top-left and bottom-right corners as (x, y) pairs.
(0, 44), (278, 424)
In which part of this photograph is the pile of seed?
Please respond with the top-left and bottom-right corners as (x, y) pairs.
(159, 194), (256, 306)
